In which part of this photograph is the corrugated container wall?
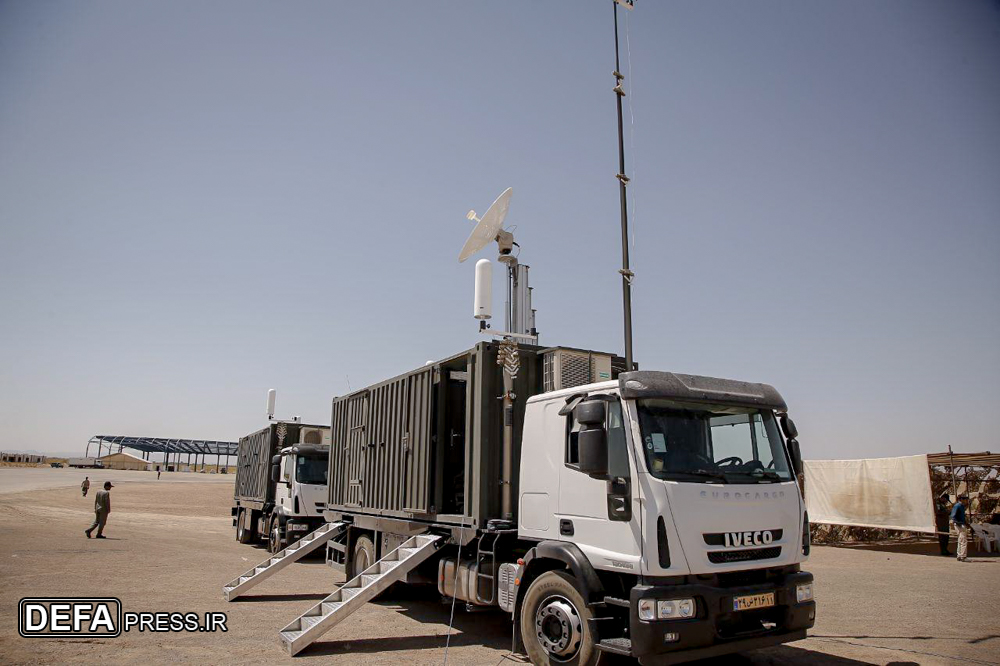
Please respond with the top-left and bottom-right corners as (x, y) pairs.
(327, 342), (546, 527)
(234, 423), (317, 504)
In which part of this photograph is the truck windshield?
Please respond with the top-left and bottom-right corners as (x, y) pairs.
(296, 456), (328, 485)
(635, 400), (792, 483)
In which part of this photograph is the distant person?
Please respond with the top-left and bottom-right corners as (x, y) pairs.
(934, 493), (951, 556)
(950, 495), (969, 562)
(156, 466), (161, 480)
(85, 481), (113, 539)
(81, 476), (90, 498)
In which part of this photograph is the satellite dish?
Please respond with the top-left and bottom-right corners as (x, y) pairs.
(459, 187), (512, 263)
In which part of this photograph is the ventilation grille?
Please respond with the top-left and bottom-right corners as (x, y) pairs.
(708, 546), (781, 564)
(542, 349), (614, 392)
(299, 427), (326, 445)
(717, 569), (769, 588)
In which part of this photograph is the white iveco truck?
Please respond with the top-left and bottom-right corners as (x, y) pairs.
(509, 366), (815, 664)
(222, 343), (815, 664)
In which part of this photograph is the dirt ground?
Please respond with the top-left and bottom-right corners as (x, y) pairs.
(0, 470), (997, 665)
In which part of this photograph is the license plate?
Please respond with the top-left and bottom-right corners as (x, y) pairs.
(732, 592), (775, 612)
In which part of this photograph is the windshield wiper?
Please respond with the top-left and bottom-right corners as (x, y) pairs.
(741, 468), (783, 482)
(683, 469), (729, 484)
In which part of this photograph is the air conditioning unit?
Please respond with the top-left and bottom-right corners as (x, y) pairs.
(542, 348), (614, 392)
(298, 427), (327, 446)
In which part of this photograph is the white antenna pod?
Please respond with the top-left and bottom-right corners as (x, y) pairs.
(474, 259), (493, 320)
(266, 389), (276, 419)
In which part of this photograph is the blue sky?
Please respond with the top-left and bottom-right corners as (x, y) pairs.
(1, 1), (997, 459)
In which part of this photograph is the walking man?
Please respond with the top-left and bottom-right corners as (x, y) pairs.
(85, 481), (113, 539)
(81, 476), (90, 498)
(950, 494), (970, 562)
(156, 466), (161, 480)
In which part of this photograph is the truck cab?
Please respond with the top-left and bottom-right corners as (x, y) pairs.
(516, 370), (814, 665)
(268, 445), (330, 552)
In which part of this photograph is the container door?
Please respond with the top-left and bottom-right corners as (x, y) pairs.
(403, 368), (434, 513)
(328, 398), (349, 507)
(345, 392), (369, 507)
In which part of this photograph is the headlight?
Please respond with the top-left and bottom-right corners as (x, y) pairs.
(796, 583), (814, 603)
(656, 598), (695, 619)
(638, 599), (656, 621)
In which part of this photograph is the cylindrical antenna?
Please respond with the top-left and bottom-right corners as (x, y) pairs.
(474, 258), (493, 320)
(266, 389), (276, 419)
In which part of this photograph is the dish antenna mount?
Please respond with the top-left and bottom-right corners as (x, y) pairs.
(459, 187), (537, 342)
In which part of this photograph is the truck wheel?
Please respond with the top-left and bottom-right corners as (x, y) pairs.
(350, 535), (375, 579)
(268, 517), (283, 554)
(520, 571), (602, 666)
(236, 509), (252, 544)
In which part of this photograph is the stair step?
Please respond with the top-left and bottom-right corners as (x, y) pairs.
(280, 533), (444, 656)
(300, 615), (322, 631)
(598, 637), (632, 656)
(222, 522), (346, 602)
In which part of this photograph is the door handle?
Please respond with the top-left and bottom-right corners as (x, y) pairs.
(559, 519), (574, 536)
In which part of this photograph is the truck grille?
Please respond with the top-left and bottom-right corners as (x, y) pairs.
(717, 569), (768, 588)
(708, 546), (781, 564)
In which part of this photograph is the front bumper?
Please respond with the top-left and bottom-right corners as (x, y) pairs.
(629, 570), (815, 665)
(283, 517), (325, 538)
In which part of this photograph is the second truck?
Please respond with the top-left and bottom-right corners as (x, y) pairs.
(232, 421), (331, 553)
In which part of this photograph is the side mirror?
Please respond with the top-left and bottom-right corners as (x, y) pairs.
(578, 429), (608, 478)
(780, 415), (798, 440)
(787, 438), (803, 476)
(574, 400), (606, 426)
(270, 463), (281, 483)
(574, 399), (609, 478)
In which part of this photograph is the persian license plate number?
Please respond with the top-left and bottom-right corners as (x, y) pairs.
(732, 592), (775, 612)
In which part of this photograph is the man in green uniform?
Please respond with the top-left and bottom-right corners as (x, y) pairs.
(85, 481), (113, 539)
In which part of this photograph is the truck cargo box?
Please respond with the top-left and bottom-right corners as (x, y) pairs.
(327, 342), (627, 527)
(234, 422), (328, 507)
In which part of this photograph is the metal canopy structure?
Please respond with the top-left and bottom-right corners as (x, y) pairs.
(85, 435), (239, 472)
(88, 435), (237, 457)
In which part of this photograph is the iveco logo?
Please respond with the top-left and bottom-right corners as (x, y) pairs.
(725, 531), (774, 548)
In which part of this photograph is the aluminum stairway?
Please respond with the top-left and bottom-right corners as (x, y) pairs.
(223, 522), (346, 602)
(279, 533), (444, 656)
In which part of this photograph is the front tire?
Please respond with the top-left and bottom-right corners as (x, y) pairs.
(268, 517), (283, 554)
(519, 571), (602, 666)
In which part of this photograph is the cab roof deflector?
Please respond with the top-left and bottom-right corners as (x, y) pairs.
(618, 371), (787, 412)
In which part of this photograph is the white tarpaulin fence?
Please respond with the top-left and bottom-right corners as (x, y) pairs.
(804, 454), (936, 533)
